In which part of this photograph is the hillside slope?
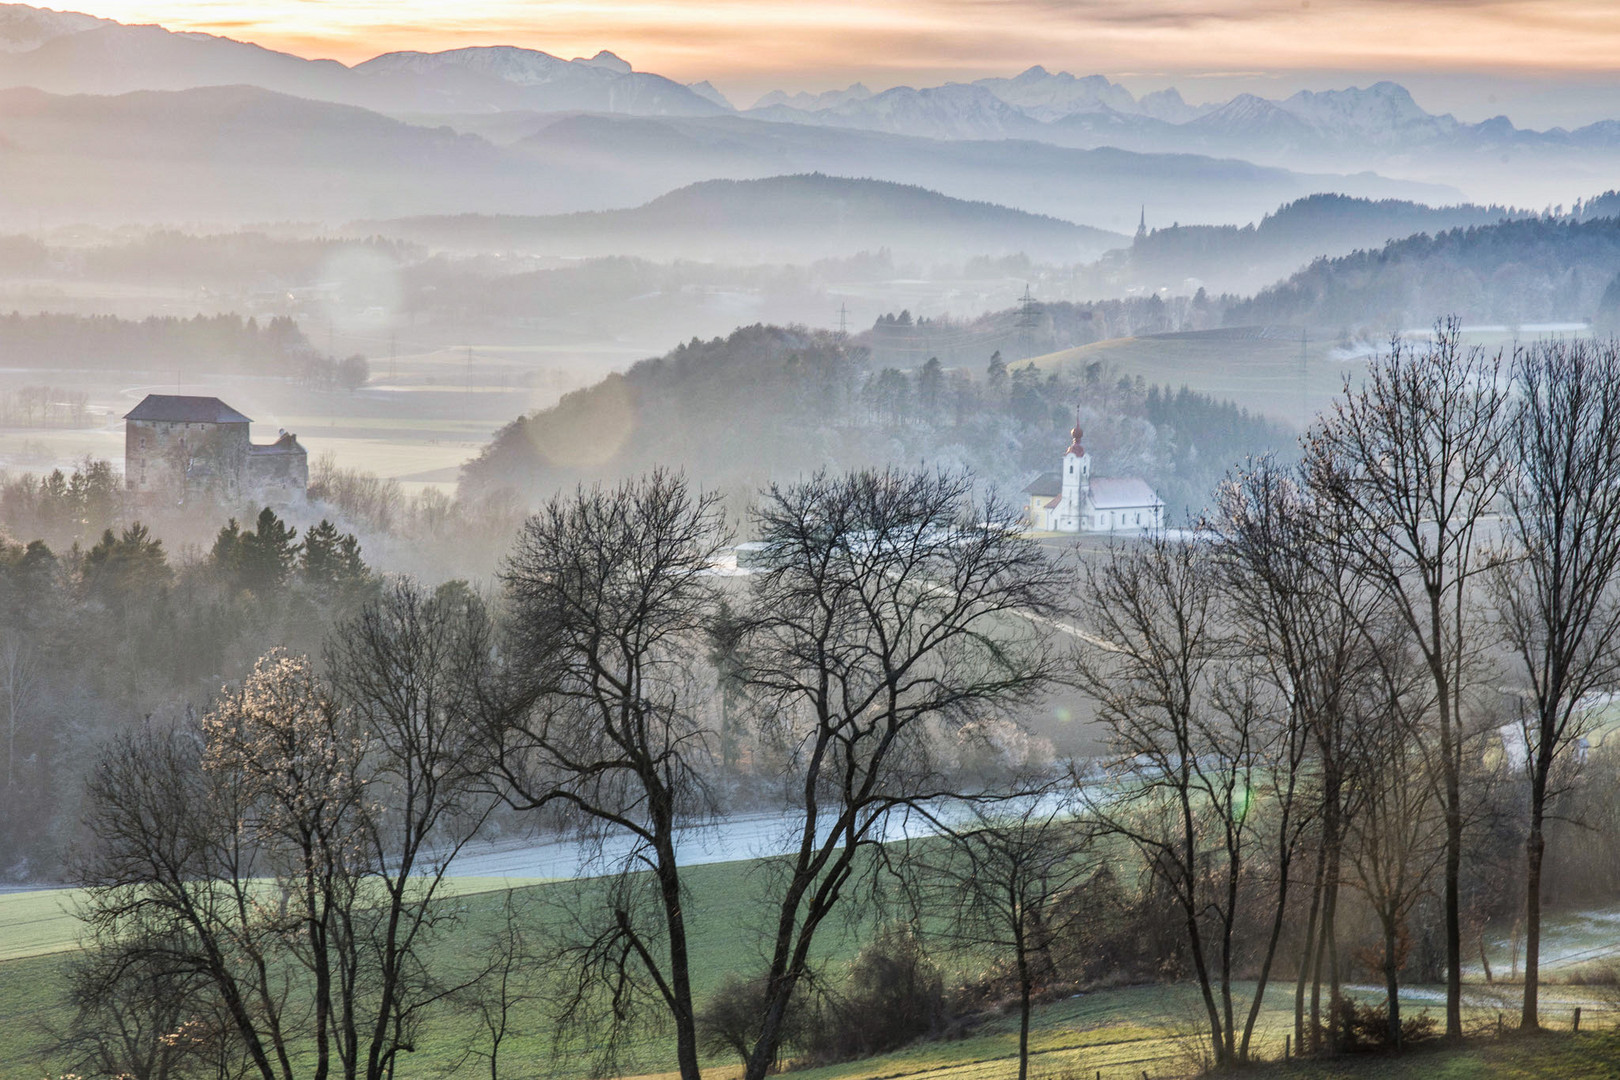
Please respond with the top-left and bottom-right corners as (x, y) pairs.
(515, 113), (1458, 231)
(1225, 215), (1620, 329)
(1118, 193), (1529, 295)
(361, 174), (1126, 262)
(460, 321), (1289, 524)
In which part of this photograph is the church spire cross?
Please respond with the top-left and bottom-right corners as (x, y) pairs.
(1066, 405), (1085, 457)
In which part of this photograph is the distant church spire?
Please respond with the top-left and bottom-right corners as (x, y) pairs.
(1135, 205), (1147, 241)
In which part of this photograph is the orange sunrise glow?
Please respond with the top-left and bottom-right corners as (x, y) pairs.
(64, 0), (1620, 100)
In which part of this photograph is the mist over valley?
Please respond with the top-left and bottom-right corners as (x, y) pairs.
(5, 4), (1620, 1078)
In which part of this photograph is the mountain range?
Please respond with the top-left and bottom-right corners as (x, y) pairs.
(2, 4), (1613, 167)
(0, 4), (725, 115)
(746, 73), (1620, 170)
(0, 3), (1607, 217)
(0, 83), (1452, 229)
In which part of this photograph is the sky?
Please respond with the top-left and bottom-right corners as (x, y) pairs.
(67, 0), (1620, 127)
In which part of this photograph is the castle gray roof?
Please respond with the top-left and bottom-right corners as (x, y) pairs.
(124, 395), (252, 424)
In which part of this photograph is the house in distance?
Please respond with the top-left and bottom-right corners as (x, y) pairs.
(124, 394), (308, 503)
(1023, 416), (1163, 532)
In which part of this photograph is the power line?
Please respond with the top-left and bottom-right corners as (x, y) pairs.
(1016, 284), (1041, 357)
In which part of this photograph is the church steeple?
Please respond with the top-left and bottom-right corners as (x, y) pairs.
(1066, 406), (1085, 457)
(1135, 205), (1147, 242)
(1057, 404), (1091, 532)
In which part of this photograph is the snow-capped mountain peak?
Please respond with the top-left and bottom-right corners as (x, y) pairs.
(0, 2), (107, 53)
(686, 79), (733, 109)
(1137, 87), (1206, 124)
(1277, 81), (1462, 142)
(356, 45), (575, 85)
(572, 49), (630, 74)
(973, 66), (1137, 121)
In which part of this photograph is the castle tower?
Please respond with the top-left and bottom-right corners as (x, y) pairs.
(1056, 408), (1091, 532)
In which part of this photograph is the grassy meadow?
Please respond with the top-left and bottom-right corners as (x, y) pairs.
(4, 846), (1619, 1080)
(1027, 329), (1347, 428)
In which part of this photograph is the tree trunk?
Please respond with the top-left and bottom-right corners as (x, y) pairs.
(1295, 854), (1324, 1051)
(1322, 870), (1342, 1054)
(1184, 899), (1230, 1069)
(1444, 769), (1463, 1042)
(1383, 914), (1403, 1051)
(1017, 949), (1033, 1080)
(1240, 842), (1294, 1062)
(1322, 793), (1344, 1055)
(1522, 787), (1547, 1031)
(656, 838), (702, 1080)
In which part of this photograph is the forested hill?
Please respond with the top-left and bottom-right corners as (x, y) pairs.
(459, 322), (1290, 523)
(1223, 215), (1620, 330)
(362, 174), (1125, 262)
(1125, 193), (1526, 294)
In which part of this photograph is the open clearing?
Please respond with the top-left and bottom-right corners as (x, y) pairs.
(1027, 328), (1348, 427)
(1026, 324), (1572, 429)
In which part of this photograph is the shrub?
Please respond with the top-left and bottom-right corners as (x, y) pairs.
(1326, 998), (1438, 1053)
(801, 924), (950, 1063)
(697, 974), (805, 1068)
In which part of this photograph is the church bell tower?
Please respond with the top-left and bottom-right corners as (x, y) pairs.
(1057, 408), (1090, 532)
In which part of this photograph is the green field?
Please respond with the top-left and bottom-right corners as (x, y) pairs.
(0, 857), (883, 1077)
(6, 850), (1619, 1080)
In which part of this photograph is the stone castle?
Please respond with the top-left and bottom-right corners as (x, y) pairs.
(124, 394), (308, 503)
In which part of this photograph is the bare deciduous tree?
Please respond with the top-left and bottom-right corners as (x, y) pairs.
(453, 889), (543, 1080)
(734, 467), (1064, 1080)
(1345, 650), (1444, 1051)
(1211, 457), (1386, 1053)
(901, 793), (1094, 1080)
(1492, 337), (1620, 1030)
(487, 470), (727, 1080)
(74, 581), (496, 1080)
(1080, 533), (1305, 1068)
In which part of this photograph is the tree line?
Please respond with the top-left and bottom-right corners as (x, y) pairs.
(1078, 322), (1620, 1065)
(1224, 215), (1620, 331)
(462, 322), (1288, 527)
(0, 502), (373, 877)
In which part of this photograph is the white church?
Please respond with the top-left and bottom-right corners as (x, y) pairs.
(1023, 416), (1164, 533)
